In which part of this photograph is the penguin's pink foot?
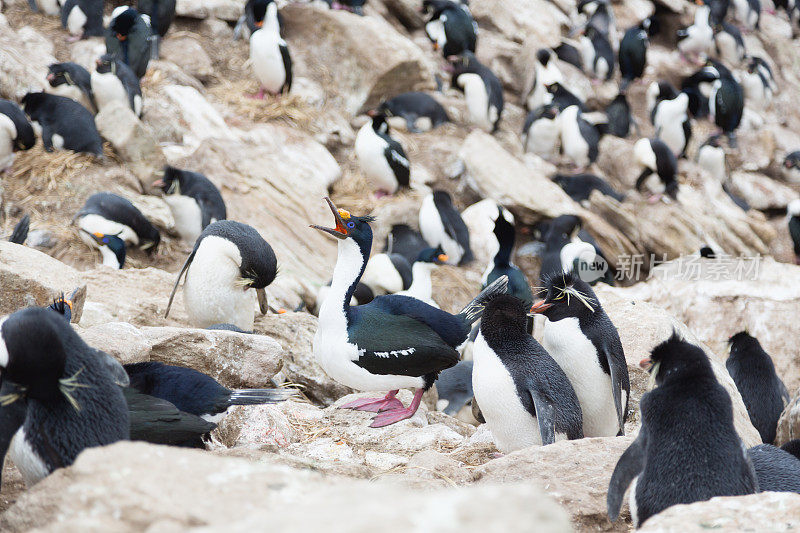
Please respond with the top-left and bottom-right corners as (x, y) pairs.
(340, 391), (404, 413)
(331, 1), (344, 9)
(369, 389), (424, 427)
(66, 35), (82, 43)
(248, 88), (266, 99)
(374, 190), (390, 198)
(767, 8), (776, 14)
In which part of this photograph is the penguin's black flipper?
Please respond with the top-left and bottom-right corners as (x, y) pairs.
(0, 381), (28, 487)
(165, 249), (196, 318)
(607, 433), (646, 522)
(124, 387), (216, 448)
(9, 214), (30, 245)
(530, 388), (556, 446)
(601, 343), (629, 435)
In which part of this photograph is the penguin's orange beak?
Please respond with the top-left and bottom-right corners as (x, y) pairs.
(310, 197), (349, 239)
(639, 357), (653, 370)
(530, 301), (552, 313)
(117, 33), (126, 41)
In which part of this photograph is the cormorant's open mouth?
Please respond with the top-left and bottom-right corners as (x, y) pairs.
(310, 197), (349, 240)
(529, 301), (552, 314)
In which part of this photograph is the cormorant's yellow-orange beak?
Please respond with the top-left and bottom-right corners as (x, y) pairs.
(437, 254), (449, 263)
(530, 301), (552, 314)
(310, 197), (349, 240)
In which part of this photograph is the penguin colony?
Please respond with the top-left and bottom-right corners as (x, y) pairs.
(1, 0), (800, 529)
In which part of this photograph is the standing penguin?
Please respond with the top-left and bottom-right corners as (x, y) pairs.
(648, 82), (691, 157)
(165, 220), (277, 331)
(483, 206), (533, 308)
(105, 6), (153, 79)
(605, 92), (633, 138)
(726, 332), (790, 444)
(422, 0), (477, 57)
(377, 92), (450, 133)
(249, 0), (292, 98)
(472, 294), (583, 453)
(75, 192), (161, 268)
(60, 0), (103, 40)
(46, 63), (96, 113)
(383, 224), (429, 265)
(395, 247), (448, 307)
(741, 56), (775, 107)
(522, 104), (561, 160)
(136, 0), (177, 56)
(546, 82), (585, 111)
(526, 49), (563, 111)
(677, 4), (714, 61)
(559, 105), (602, 169)
(152, 166), (227, 245)
(579, 26), (615, 82)
(0, 307), (130, 487)
(709, 71), (744, 147)
(607, 334), (759, 528)
(354, 110), (410, 196)
(419, 190), (473, 265)
(634, 137), (679, 201)
(788, 199), (800, 264)
(530, 271), (630, 437)
(21, 92), (103, 156)
(91, 53), (143, 117)
(0, 100), (36, 171)
(713, 22), (746, 65)
(537, 214), (582, 283)
(449, 51), (504, 133)
(696, 134), (726, 182)
(619, 20), (649, 90)
(732, 0), (760, 30)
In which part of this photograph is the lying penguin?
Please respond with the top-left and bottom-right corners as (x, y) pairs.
(21, 92), (103, 156)
(152, 166), (227, 244)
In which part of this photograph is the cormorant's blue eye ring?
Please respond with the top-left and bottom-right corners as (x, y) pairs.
(347, 221), (355, 229)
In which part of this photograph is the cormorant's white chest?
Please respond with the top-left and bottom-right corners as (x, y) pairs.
(541, 317), (622, 437)
(91, 71), (128, 113)
(354, 123), (397, 193)
(10, 427), (50, 486)
(164, 194), (204, 244)
(472, 333), (542, 453)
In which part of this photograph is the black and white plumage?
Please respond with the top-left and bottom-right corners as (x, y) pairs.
(681, 61), (730, 119)
(783, 152), (800, 184)
(579, 26), (615, 81)
(522, 104), (560, 160)
(677, 5), (714, 60)
(552, 173), (625, 204)
(709, 72), (744, 147)
(422, 0), (477, 57)
(92, 53), (143, 117)
(732, 0), (760, 30)
(483, 206), (533, 308)
(696, 134), (726, 182)
(0, 308), (129, 487)
(531, 271), (629, 438)
(382, 224), (429, 265)
(449, 51), (504, 133)
(559, 105), (602, 168)
(607, 334), (758, 528)
(249, 0), (292, 97)
(236, 0), (281, 40)
(742, 56), (776, 108)
(537, 214), (583, 283)
(726, 332), (790, 444)
(360, 252), (413, 296)
(75, 192), (161, 268)
(153, 166), (227, 244)
(395, 247), (448, 307)
(377, 92), (450, 133)
(311, 198), (508, 427)
(61, 0), (103, 39)
(605, 92), (633, 138)
(713, 22), (746, 65)
(165, 220), (277, 331)
(355, 111), (410, 195)
(136, 0), (176, 57)
(619, 21), (649, 90)
(648, 81), (691, 157)
(705, 0), (730, 25)
(788, 199), (800, 264)
(27, 0), (61, 16)
(546, 82), (584, 112)
(124, 361), (295, 423)
(634, 138), (679, 201)
(0, 99), (36, 171)
(473, 295), (583, 453)
(526, 49), (563, 110)
(21, 92), (103, 156)
(46, 62), (96, 113)
(577, 0), (616, 37)
(105, 6), (153, 79)
(419, 190), (473, 266)
(434, 360), (474, 417)
(747, 444), (800, 494)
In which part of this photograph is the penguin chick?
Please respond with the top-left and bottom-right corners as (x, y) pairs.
(531, 271), (629, 437)
(607, 333), (759, 528)
(165, 220), (277, 331)
(92, 53), (143, 117)
(419, 190), (473, 265)
(152, 166), (227, 244)
(0, 99), (36, 171)
(355, 110), (410, 196)
(726, 331), (790, 444)
(21, 92), (103, 156)
(46, 62), (97, 113)
(449, 51), (504, 133)
(472, 294), (583, 452)
(249, 0), (292, 98)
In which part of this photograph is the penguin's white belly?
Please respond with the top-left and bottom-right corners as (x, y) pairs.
(77, 214), (139, 245)
(561, 121), (589, 167)
(355, 126), (397, 193)
(164, 194), (204, 244)
(66, 5), (87, 35)
(419, 197), (463, 265)
(361, 254), (403, 295)
(0, 115), (15, 170)
(183, 251), (255, 330)
(526, 82), (551, 111)
(91, 72), (129, 112)
(459, 74), (492, 132)
(542, 317), (623, 437)
(657, 122), (685, 156)
(10, 428), (50, 486)
(742, 75), (767, 106)
(425, 18), (446, 49)
(629, 475), (640, 527)
(133, 95), (142, 118)
(715, 33), (741, 64)
(37, 0), (61, 16)
(472, 334), (543, 453)
(250, 30), (286, 94)
(526, 118), (560, 159)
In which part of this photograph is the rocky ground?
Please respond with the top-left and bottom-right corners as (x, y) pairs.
(2, 0), (800, 530)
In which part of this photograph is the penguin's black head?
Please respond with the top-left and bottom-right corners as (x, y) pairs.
(727, 331), (763, 360)
(536, 49), (552, 66)
(640, 332), (714, 386)
(783, 152), (800, 170)
(83, 230), (126, 269)
(311, 197), (374, 249)
(530, 270), (598, 322)
(4, 101), (36, 152)
(699, 245), (716, 258)
(481, 294), (528, 335)
(253, 0), (271, 26)
(447, 51), (478, 76)
(544, 214), (582, 245)
(415, 246), (448, 265)
(545, 82), (565, 95)
(46, 63), (73, 87)
(493, 206), (515, 242)
(0, 308), (73, 406)
(20, 91), (48, 117)
(655, 81), (678, 100)
(536, 103), (559, 121)
(153, 165), (184, 195)
(111, 8), (138, 37)
(95, 54), (117, 75)
(367, 109), (390, 135)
